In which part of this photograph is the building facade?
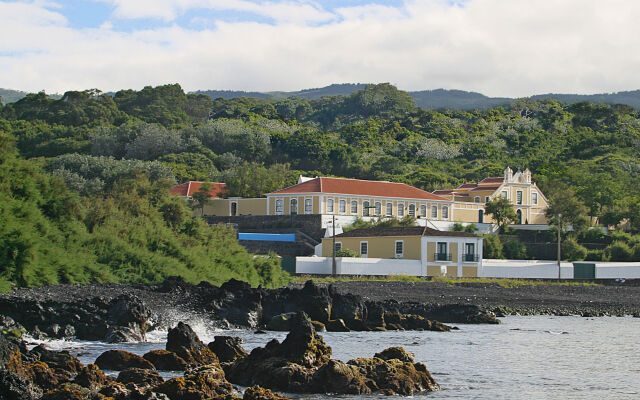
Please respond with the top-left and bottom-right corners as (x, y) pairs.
(319, 226), (483, 277)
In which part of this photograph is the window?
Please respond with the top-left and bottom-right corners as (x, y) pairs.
(442, 206), (449, 219)
(386, 202), (393, 216)
(360, 241), (368, 257)
(363, 201), (370, 216)
(516, 190), (523, 205)
(436, 242), (448, 261)
(334, 242), (342, 252)
(485, 196), (490, 203)
(464, 243), (476, 262)
(395, 240), (404, 258)
(474, 196), (481, 203)
(478, 209), (484, 223)
(501, 190), (508, 198)
(420, 205), (426, 217)
(230, 201), (238, 216)
(327, 198), (334, 213)
(431, 205), (438, 219)
(532, 192), (538, 205)
(339, 199), (346, 213)
(275, 199), (283, 214)
(398, 203), (405, 217)
(290, 199), (298, 215)
(374, 201), (382, 216)
(408, 204), (416, 217)
(304, 198), (313, 214)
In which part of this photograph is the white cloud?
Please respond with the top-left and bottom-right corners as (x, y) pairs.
(95, 0), (334, 24)
(2, 0), (640, 97)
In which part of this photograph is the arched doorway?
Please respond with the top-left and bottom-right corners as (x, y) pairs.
(516, 209), (522, 224)
(478, 209), (484, 223)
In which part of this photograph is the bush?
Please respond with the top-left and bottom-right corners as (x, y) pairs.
(581, 227), (607, 244)
(562, 238), (587, 261)
(585, 249), (606, 261)
(452, 222), (465, 232)
(502, 238), (528, 259)
(335, 248), (361, 257)
(464, 223), (477, 234)
(483, 234), (503, 259)
(606, 241), (633, 261)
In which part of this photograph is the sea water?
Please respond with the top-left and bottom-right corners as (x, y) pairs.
(32, 316), (640, 399)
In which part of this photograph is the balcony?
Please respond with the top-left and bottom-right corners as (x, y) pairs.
(434, 253), (451, 261)
(463, 254), (479, 262)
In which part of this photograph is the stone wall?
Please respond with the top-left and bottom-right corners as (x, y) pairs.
(205, 214), (325, 241)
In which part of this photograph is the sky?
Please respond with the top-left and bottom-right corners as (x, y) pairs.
(1, 0), (640, 97)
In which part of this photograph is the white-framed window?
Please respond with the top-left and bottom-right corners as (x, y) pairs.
(516, 190), (523, 205)
(420, 204), (426, 217)
(395, 240), (404, 258)
(363, 201), (370, 216)
(431, 205), (438, 219)
(334, 242), (342, 252)
(501, 190), (508, 198)
(532, 192), (538, 205)
(485, 196), (490, 203)
(339, 199), (346, 213)
(360, 241), (368, 257)
(290, 198), (298, 215)
(374, 201), (382, 216)
(408, 204), (416, 217)
(275, 198), (284, 214)
(304, 198), (313, 214)
(386, 202), (393, 216)
(327, 198), (334, 213)
(474, 196), (481, 203)
(436, 241), (448, 261)
(442, 205), (449, 219)
(350, 200), (358, 214)
(398, 203), (405, 217)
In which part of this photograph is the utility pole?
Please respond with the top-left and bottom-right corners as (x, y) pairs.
(557, 214), (562, 280)
(331, 214), (337, 276)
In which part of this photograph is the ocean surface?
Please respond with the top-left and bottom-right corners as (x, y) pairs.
(33, 316), (640, 399)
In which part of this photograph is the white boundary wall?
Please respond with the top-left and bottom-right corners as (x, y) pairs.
(480, 259), (573, 279)
(297, 257), (422, 276)
(595, 263), (640, 279)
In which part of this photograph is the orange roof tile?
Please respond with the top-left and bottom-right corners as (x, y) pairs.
(478, 177), (504, 185)
(170, 181), (227, 198)
(470, 185), (501, 192)
(269, 177), (449, 201)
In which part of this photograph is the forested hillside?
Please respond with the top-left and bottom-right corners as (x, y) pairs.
(2, 82), (640, 287)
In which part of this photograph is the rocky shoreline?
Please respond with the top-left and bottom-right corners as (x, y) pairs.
(322, 280), (640, 317)
(0, 278), (497, 343)
(1, 312), (439, 399)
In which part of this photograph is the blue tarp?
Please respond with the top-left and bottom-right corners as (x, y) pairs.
(238, 233), (297, 242)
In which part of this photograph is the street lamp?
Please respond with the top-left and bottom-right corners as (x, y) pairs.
(331, 214), (337, 276)
(557, 213), (562, 280)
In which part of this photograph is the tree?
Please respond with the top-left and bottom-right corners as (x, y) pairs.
(545, 182), (589, 236)
(484, 197), (517, 233)
(191, 181), (213, 217)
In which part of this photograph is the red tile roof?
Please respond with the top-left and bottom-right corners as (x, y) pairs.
(456, 183), (477, 189)
(478, 177), (504, 185)
(269, 177), (449, 201)
(470, 185), (501, 192)
(432, 189), (454, 195)
(170, 181), (227, 198)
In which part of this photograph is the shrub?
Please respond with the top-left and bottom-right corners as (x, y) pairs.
(562, 238), (588, 261)
(585, 249), (606, 261)
(464, 223), (477, 234)
(452, 222), (465, 232)
(502, 238), (528, 259)
(605, 241), (633, 261)
(335, 248), (361, 257)
(483, 234), (503, 259)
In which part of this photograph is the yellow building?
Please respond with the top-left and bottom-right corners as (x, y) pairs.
(266, 176), (453, 220)
(433, 167), (549, 226)
(319, 226), (483, 277)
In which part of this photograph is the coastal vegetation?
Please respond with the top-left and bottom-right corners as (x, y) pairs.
(2, 82), (640, 292)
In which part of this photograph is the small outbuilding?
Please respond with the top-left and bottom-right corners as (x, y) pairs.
(319, 226), (483, 277)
